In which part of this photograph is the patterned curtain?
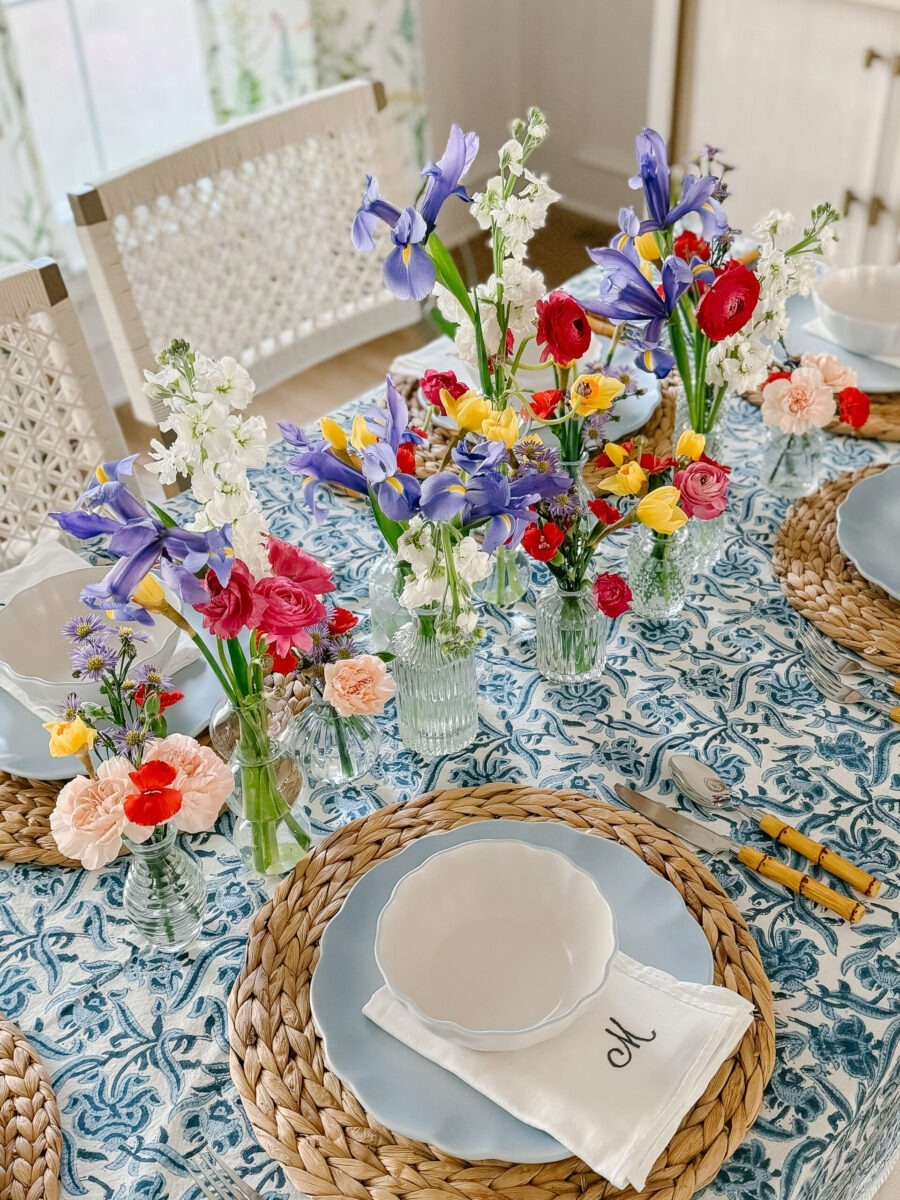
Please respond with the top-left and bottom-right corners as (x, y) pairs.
(193, 0), (427, 181)
(0, 11), (60, 264)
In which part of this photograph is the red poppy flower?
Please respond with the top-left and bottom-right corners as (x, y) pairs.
(639, 453), (676, 475)
(133, 684), (184, 712)
(838, 386), (870, 429)
(521, 521), (566, 561)
(535, 291), (591, 364)
(587, 498), (622, 526)
(696, 262), (760, 341)
(328, 607), (359, 635)
(527, 389), (565, 420)
(593, 572), (633, 618)
(396, 442), (417, 474)
(124, 760), (182, 826)
(673, 231), (711, 262)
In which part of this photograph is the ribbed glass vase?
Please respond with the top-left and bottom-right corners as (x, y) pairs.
(289, 698), (380, 784)
(368, 550), (408, 652)
(476, 544), (531, 607)
(122, 822), (205, 953)
(690, 513), (728, 572)
(674, 378), (726, 458)
(760, 428), (825, 498)
(391, 609), (477, 758)
(535, 582), (606, 684)
(628, 524), (694, 618)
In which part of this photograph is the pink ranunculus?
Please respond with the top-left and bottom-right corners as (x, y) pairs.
(266, 537), (335, 595)
(50, 757), (132, 869)
(194, 559), (265, 640)
(322, 654), (395, 717)
(255, 576), (326, 656)
(674, 460), (730, 520)
(799, 352), (857, 393)
(143, 733), (233, 834)
(760, 366), (836, 434)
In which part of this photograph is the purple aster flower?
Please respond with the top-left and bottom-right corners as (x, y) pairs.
(583, 411), (614, 446)
(547, 489), (581, 521)
(62, 613), (107, 643)
(111, 722), (146, 763)
(328, 634), (360, 660)
(513, 438), (560, 468)
(303, 623), (333, 664)
(61, 692), (82, 721)
(71, 638), (117, 682)
(135, 663), (171, 690)
(116, 624), (148, 644)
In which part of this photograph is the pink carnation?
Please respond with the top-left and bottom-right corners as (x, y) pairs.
(266, 537), (334, 595)
(50, 757), (132, 869)
(143, 734), (233, 833)
(674, 459), (730, 520)
(322, 654), (395, 717)
(255, 576), (326, 656)
(799, 352), (857, 393)
(760, 367), (836, 434)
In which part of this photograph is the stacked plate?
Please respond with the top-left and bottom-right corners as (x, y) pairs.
(836, 466), (900, 601)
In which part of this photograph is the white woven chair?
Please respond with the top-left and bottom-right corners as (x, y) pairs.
(70, 79), (420, 426)
(0, 258), (130, 569)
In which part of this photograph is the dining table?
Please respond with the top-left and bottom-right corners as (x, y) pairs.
(1, 272), (898, 1200)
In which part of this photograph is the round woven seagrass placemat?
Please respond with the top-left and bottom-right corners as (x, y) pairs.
(0, 1015), (61, 1200)
(228, 783), (775, 1200)
(773, 464), (900, 671)
(744, 390), (900, 441)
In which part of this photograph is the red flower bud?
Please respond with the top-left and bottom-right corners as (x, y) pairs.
(838, 386), (870, 429)
(396, 442), (417, 475)
(526, 389), (565, 420)
(587, 498), (622, 526)
(420, 369), (468, 412)
(328, 607), (359, 635)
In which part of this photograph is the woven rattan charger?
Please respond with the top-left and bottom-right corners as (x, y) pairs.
(774, 463), (900, 672)
(743, 389), (900, 441)
(0, 1013), (61, 1200)
(228, 783), (775, 1200)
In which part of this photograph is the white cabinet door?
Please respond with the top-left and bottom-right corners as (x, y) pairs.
(675, 0), (900, 264)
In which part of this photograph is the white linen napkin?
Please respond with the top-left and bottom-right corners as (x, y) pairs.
(364, 951), (753, 1191)
(802, 317), (900, 370)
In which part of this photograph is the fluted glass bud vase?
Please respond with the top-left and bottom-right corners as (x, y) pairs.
(289, 697), (380, 784)
(691, 514), (727, 573)
(369, 550), (408, 652)
(760, 428), (825, 498)
(675, 378), (725, 459)
(391, 608), (477, 757)
(122, 822), (205, 953)
(476, 544), (531, 607)
(535, 582), (606, 684)
(628, 525), (694, 619)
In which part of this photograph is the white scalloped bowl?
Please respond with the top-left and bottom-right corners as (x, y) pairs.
(813, 266), (900, 356)
(375, 839), (617, 1050)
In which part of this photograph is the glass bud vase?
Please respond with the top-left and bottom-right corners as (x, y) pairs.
(122, 822), (205, 953)
(476, 544), (531, 607)
(675, 379), (726, 459)
(369, 550), (408, 652)
(289, 698), (380, 784)
(391, 608), (477, 758)
(760, 428), (825, 499)
(628, 524), (694, 619)
(535, 582), (606, 684)
(691, 513), (728, 573)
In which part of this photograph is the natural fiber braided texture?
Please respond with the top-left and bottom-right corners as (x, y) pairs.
(0, 1015), (61, 1200)
(228, 784), (775, 1200)
(743, 390), (900, 441)
(773, 464), (900, 670)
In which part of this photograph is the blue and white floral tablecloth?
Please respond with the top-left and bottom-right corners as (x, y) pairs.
(1, 373), (898, 1200)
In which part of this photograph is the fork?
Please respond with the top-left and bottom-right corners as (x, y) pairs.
(798, 625), (900, 693)
(805, 659), (900, 722)
(183, 1146), (267, 1200)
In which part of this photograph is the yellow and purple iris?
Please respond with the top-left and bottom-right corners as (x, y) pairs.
(630, 128), (726, 237)
(583, 249), (693, 346)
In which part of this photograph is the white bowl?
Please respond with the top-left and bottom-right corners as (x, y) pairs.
(813, 266), (900, 357)
(375, 839), (617, 1051)
(0, 566), (181, 717)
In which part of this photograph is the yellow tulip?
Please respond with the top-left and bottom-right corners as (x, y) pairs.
(676, 429), (706, 461)
(131, 574), (166, 612)
(442, 389), (491, 434)
(602, 441), (630, 469)
(482, 406), (520, 449)
(320, 417), (349, 453)
(636, 486), (689, 534)
(43, 717), (97, 759)
(635, 231), (661, 261)
(350, 415), (377, 451)
(569, 373), (625, 416)
(597, 461), (647, 497)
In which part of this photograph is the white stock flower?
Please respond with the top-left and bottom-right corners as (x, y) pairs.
(195, 355), (256, 409)
(499, 261), (546, 337)
(230, 414), (268, 470)
(471, 178), (503, 231)
(397, 516), (436, 573)
(400, 571), (445, 610)
(145, 437), (186, 484)
(230, 506), (270, 575)
(454, 536), (493, 584)
(456, 608), (479, 634)
(752, 210), (795, 246)
(499, 138), (525, 176)
(433, 282), (467, 326)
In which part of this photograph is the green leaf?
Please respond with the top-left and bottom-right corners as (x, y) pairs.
(148, 501), (178, 528)
(368, 493), (404, 552)
(426, 234), (475, 322)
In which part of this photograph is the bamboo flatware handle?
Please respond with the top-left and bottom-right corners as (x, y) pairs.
(758, 814), (881, 897)
(737, 846), (866, 923)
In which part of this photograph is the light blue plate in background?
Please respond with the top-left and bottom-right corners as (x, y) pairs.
(836, 466), (900, 601)
(311, 818), (714, 1164)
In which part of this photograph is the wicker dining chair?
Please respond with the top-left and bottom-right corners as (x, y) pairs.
(69, 79), (420, 426)
(0, 258), (130, 569)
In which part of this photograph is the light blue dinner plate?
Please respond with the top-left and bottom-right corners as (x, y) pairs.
(836, 466), (900, 601)
(784, 293), (900, 393)
(311, 817), (714, 1163)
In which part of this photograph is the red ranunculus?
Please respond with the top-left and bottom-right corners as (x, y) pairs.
(194, 560), (265, 640)
(763, 370), (792, 389)
(587, 498), (622, 526)
(420, 369), (468, 412)
(673, 231), (711, 263)
(535, 291), (592, 364)
(593, 440), (634, 469)
(133, 684), (184, 712)
(639, 453), (676, 475)
(674, 460), (730, 520)
(124, 759), (182, 826)
(266, 537), (335, 595)
(593, 572), (632, 618)
(696, 262), (760, 342)
(838, 386), (870, 429)
(527, 389), (565, 420)
(521, 521), (566, 561)
(396, 442), (417, 474)
(255, 576), (327, 657)
(328, 607), (359, 635)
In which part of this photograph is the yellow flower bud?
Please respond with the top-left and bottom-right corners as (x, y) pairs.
(320, 417), (348, 453)
(482, 406), (520, 449)
(635, 231), (661, 261)
(568, 373), (625, 416)
(676, 429), (706, 461)
(43, 717), (97, 759)
(597, 461), (647, 497)
(350, 415), (377, 451)
(602, 441), (629, 469)
(442, 389), (491, 434)
(131, 574), (166, 613)
(636, 486), (689, 535)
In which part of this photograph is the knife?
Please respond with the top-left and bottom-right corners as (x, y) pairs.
(614, 783), (866, 924)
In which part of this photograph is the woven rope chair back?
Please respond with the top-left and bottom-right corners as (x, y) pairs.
(0, 258), (129, 569)
(70, 79), (419, 425)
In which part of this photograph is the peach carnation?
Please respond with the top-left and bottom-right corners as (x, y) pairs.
(50, 757), (132, 869)
(322, 655), (395, 718)
(143, 733), (233, 833)
(799, 352), (857, 392)
(760, 366), (836, 434)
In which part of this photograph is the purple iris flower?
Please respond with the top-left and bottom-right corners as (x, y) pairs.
(582, 248), (693, 345)
(630, 128), (726, 236)
(630, 340), (676, 379)
(609, 207), (641, 255)
(382, 207), (435, 301)
(360, 441), (421, 521)
(451, 437), (507, 476)
(351, 175), (402, 251)
(419, 471), (468, 521)
(420, 125), (479, 230)
(463, 472), (540, 552)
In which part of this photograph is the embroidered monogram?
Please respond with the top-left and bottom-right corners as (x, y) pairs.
(604, 1016), (657, 1068)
